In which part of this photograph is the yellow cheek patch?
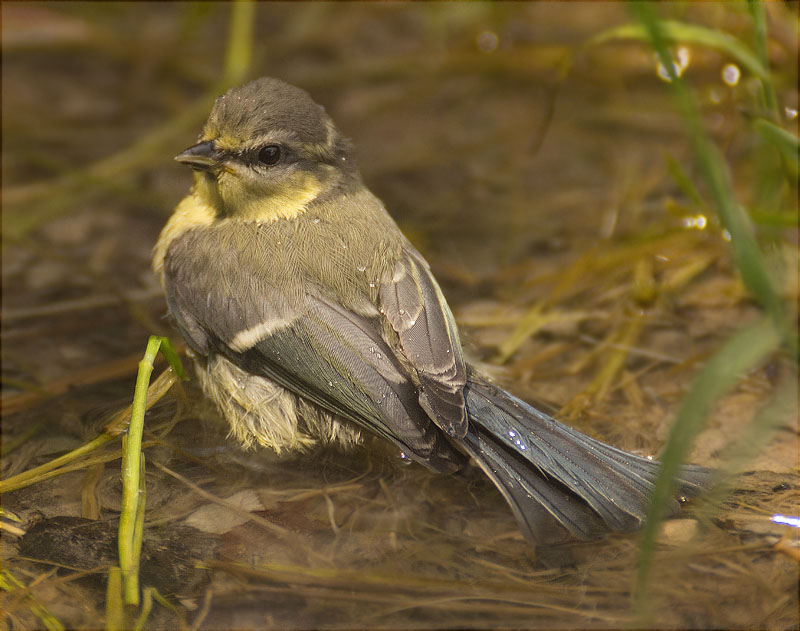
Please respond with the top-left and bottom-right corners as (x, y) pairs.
(222, 171), (323, 223)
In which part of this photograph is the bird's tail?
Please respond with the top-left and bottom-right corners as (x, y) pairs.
(460, 377), (708, 545)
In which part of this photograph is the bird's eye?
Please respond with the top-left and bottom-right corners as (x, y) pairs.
(257, 145), (282, 166)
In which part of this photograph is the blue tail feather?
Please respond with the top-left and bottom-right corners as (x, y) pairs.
(460, 377), (708, 544)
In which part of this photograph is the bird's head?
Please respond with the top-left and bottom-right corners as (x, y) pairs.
(176, 77), (357, 221)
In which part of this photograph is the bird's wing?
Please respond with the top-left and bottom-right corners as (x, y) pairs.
(162, 228), (462, 471)
(378, 244), (468, 438)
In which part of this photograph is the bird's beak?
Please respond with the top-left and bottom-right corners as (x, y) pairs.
(175, 141), (223, 171)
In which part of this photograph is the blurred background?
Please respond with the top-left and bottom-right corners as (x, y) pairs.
(2, 2), (797, 629)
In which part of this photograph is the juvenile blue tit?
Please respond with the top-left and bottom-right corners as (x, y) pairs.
(154, 77), (706, 545)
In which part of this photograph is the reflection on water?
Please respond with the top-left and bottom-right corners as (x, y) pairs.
(722, 63), (741, 86)
(656, 45), (691, 82)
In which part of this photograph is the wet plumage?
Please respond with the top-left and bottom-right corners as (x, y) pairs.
(155, 77), (707, 545)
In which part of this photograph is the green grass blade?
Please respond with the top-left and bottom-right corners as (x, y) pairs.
(118, 335), (186, 610)
(154, 336), (188, 380)
(699, 373), (797, 526)
(748, 208), (800, 228)
(752, 118), (800, 167)
(634, 316), (781, 613)
(746, 0), (779, 113)
(133, 586), (155, 631)
(589, 20), (768, 80)
(223, 0), (256, 88)
(664, 152), (707, 209)
(119, 337), (161, 607)
(105, 566), (124, 631)
(626, 2), (792, 355)
(0, 433), (112, 494)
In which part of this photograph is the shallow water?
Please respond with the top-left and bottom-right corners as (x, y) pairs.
(2, 3), (798, 629)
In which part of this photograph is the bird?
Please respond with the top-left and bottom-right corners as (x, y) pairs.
(153, 77), (707, 546)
